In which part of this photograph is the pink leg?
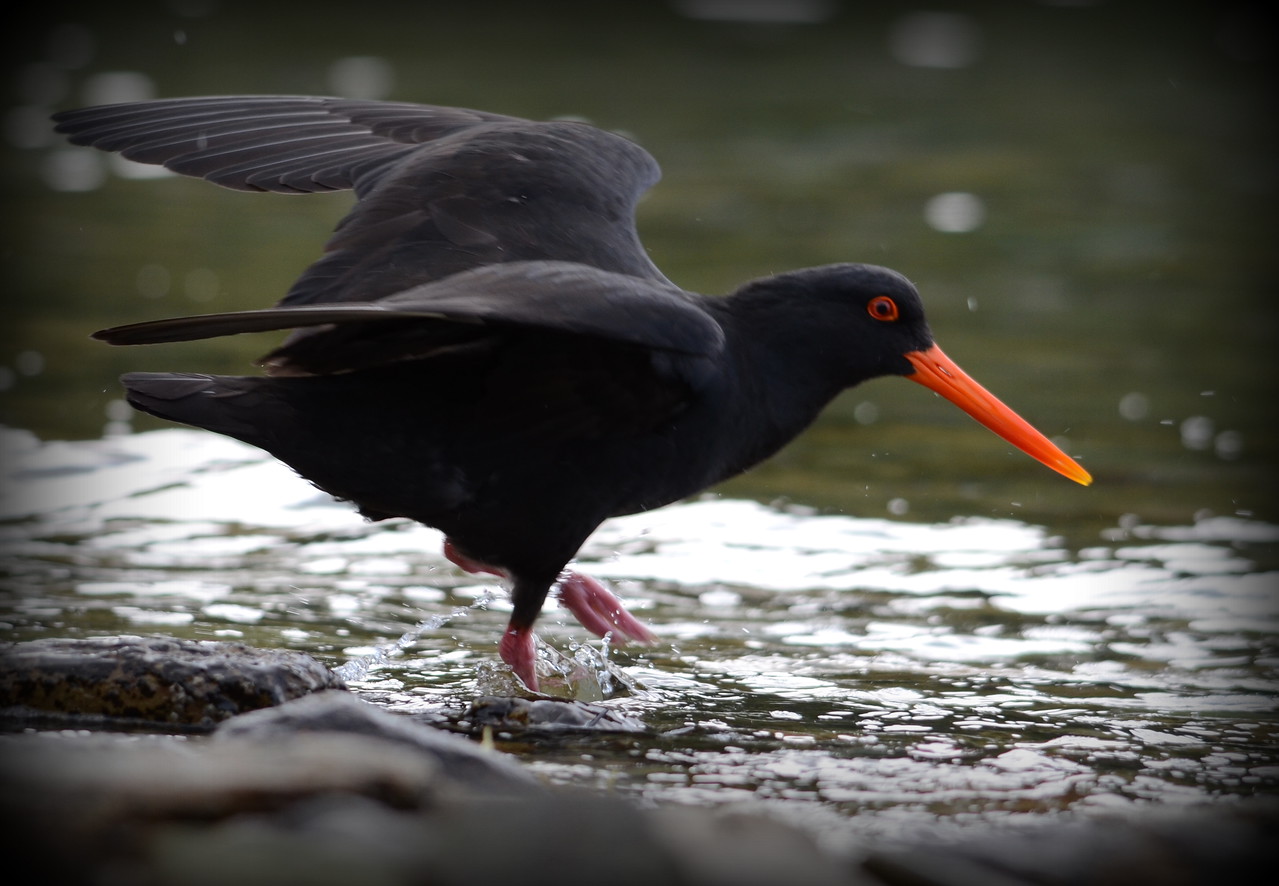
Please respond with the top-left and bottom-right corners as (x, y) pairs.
(499, 624), (539, 691)
(556, 570), (657, 645)
(443, 539), (655, 691)
(443, 539), (506, 578)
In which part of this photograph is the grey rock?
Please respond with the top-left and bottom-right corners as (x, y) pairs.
(3, 637), (1271, 886)
(420, 794), (687, 886)
(0, 729), (440, 824)
(217, 689), (546, 797)
(654, 806), (877, 886)
(2, 714), (1273, 886)
(0, 635), (344, 730)
(0, 726), (841, 886)
(467, 693), (649, 733)
(862, 800), (1279, 886)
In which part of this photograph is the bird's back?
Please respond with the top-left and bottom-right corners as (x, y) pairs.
(120, 324), (715, 548)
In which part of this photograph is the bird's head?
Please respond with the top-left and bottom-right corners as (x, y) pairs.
(743, 263), (1092, 486)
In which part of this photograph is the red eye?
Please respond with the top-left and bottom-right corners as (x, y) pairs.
(868, 295), (899, 321)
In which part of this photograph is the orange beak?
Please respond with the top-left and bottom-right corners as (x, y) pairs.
(904, 344), (1092, 486)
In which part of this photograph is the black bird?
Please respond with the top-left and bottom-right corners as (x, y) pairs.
(55, 96), (1091, 689)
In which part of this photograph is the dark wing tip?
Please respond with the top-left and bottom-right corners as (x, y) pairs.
(51, 96), (523, 194)
(90, 305), (400, 346)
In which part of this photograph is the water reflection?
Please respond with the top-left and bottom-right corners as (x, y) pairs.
(923, 191), (986, 233)
(2, 427), (1274, 846)
(327, 56), (396, 100)
(81, 71), (156, 106)
(3, 1), (1275, 848)
(888, 12), (982, 69)
(672, 0), (838, 26)
(41, 146), (106, 191)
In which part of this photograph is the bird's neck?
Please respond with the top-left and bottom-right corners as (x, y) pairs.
(704, 286), (860, 475)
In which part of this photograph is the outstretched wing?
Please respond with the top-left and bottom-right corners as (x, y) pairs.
(52, 95), (514, 194)
(53, 95), (670, 304)
(93, 260), (724, 377)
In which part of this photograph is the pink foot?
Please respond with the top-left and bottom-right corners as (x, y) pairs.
(556, 571), (657, 645)
(444, 539), (655, 690)
(499, 625), (538, 690)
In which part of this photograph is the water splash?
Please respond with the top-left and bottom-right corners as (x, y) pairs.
(5, 426), (1277, 846)
(538, 633), (640, 701)
(333, 590), (495, 682)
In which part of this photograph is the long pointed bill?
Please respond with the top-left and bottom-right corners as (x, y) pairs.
(904, 344), (1092, 486)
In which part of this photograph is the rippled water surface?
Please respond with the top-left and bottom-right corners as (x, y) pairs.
(3, 0), (1277, 854)
(3, 428), (1275, 849)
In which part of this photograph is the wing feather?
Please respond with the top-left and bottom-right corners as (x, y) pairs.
(54, 95), (670, 297)
(93, 261), (723, 373)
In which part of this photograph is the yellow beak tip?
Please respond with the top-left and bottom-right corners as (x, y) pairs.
(1057, 462), (1093, 486)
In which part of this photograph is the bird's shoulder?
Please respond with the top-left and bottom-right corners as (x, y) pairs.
(265, 261), (724, 386)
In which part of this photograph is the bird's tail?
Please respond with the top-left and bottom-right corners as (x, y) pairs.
(121, 372), (276, 447)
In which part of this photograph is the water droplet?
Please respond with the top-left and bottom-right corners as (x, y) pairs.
(1214, 430), (1243, 460)
(81, 70), (155, 106)
(42, 147), (106, 192)
(328, 56), (396, 100)
(889, 12), (982, 69)
(1180, 415), (1214, 450)
(104, 399), (133, 421)
(924, 191), (986, 233)
(1118, 391), (1149, 421)
(853, 401), (879, 424)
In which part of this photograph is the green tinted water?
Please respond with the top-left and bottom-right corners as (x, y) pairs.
(3, 0), (1275, 852)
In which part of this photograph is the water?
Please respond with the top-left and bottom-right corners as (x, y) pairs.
(332, 594), (497, 683)
(3, 0), (1276, 853)
(2, 427), (1275, 850)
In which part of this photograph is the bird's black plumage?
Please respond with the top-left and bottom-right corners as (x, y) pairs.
(57, 96), (1089, 689)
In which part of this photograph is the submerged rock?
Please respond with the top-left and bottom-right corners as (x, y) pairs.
(0, 721), (855, 886)
(467, 694), (649, 734)
(0, 728), (438, 823)
(2, 636), (1273, 886)
(8, 710), (1269, 886)
(862, 800), (1279, 886)
(218, 690), (545, 797)
(0, 635), (345, 730)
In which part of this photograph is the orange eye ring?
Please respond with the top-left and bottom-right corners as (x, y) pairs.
(868, 295), (899, 321)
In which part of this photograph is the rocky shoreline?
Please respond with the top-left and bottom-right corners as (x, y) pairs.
(2, 636), (1274, 885)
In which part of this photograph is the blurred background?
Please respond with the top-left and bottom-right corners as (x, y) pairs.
(3, 2), (1277, 849)
(2, 0), (1275, 535)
